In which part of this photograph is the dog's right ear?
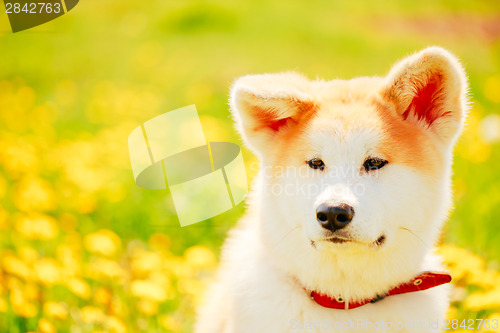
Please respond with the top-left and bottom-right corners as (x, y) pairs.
(380, 47), (469, 147)
(230, 73), (316, 155)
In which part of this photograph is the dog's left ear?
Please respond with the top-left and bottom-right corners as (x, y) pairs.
(381, 47), (469, 146)
(230, 73), (316, 156)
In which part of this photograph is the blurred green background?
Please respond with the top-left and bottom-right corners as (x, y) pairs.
(0, 0), (499, 332)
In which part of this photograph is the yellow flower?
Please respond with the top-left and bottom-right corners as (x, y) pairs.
(184, 245), (217, 268)
(464, 287), (500, 311)
(0, 297), (8, 312)
(0, 136), (39, 176)
(160, 316), (181, 331)
(23, 283), (40, 300)
(484, 75), (500, 103)
(14, 175), (56, 212)
(149, 271), (170, 287)
(87, 258), (126, 280)
(13, 303), (38, 318)
(80, 306), (105, 324)
(445, 306), (457, 321)
(15, 214), (59, 240)
(38, 318), (56, 333)
(131, 251), (163, 275)
(19, 246), (39, 264)
(130, 280), (168, 302)
(43, 301), (68, 319)
(437, 244), (485, 281)
(49, 138), (112, 197)
(137, 298), (158, 316)
(58, 213), (78, 232)
(84, 229), (121, 256)
(6, 276), (22, 291)
(94, 288), (112, 306)
(75, 195), (97, 214)
(166, 257), (194, 278)
(110, 297), (124, 317)
(66, 278), (91, 299)
(468, 268), (500, 290)
(34, 258), (61, 285)
(0, 175), (7, 199)
(0, 205), (8, 230)
(106, 315), (127, 333)
(2, 254), (34, 281)
(10, 290), (38, 318)
(57, 245), (80, 277)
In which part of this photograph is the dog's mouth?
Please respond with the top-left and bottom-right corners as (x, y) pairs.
(326, 236), (351, 244)
(316, 235), (359, 245)
(312, 234), (386, 247)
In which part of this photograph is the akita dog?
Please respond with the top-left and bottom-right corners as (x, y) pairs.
(195, 47), (468, 333)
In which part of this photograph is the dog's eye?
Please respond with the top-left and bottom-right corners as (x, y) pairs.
(363, 157), (388, 171)
(307, 158), (325, 170)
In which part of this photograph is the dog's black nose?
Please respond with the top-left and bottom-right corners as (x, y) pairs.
(316, 203), (354, 232)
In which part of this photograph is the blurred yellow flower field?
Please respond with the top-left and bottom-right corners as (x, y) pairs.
(0, 225), (217, 332)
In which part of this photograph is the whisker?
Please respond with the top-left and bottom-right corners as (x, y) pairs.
(274, 225), (301, 247)
(399, 226), (429, 247)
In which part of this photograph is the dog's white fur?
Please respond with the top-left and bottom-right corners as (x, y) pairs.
(195, 47), (468, 333)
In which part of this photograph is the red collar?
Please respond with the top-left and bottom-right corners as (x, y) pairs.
(311, 271), (451, 310)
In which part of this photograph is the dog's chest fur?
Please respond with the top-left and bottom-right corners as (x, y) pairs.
(196, 220), (449, 333)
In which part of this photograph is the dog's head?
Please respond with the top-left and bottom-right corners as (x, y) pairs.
(230, 47), (468, 262)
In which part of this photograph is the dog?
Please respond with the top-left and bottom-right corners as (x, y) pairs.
(195, 47), (468, 332)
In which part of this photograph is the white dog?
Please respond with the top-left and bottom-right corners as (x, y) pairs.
(195, 47), (468, 333)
